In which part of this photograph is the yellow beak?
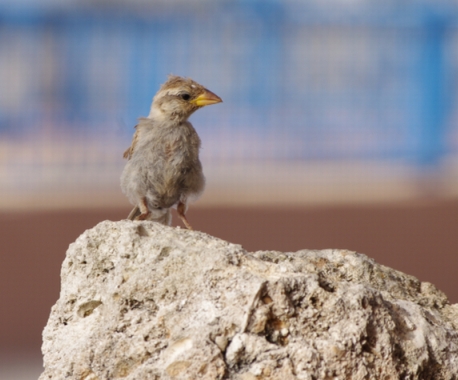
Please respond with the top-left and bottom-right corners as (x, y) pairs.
(191, 89), (223, 107)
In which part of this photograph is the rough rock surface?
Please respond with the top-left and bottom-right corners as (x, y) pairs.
(40, 220), (458, 380)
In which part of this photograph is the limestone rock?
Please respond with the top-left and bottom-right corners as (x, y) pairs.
(40, 220), (458, 379)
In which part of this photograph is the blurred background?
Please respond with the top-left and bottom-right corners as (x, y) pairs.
(1, 0), (458, 378)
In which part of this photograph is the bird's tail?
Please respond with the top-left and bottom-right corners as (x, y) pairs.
(153, 209), (172, 226)
(127, 206), (172, 226)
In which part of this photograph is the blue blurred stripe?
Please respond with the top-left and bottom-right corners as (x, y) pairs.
(0, 2), (456, 165)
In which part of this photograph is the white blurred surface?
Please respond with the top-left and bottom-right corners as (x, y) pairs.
(2, 129), (458, 210)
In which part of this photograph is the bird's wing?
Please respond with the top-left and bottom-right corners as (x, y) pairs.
(123, 125), (139, 160)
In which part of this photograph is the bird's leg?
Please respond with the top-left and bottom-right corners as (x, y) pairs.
(136, 197), (150, 221)
(177, 201), (193, 230)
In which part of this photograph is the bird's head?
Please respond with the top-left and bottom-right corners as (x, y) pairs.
(148, 75), (222, 123)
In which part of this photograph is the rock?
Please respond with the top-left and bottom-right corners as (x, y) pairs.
(40, 220), (458, 380)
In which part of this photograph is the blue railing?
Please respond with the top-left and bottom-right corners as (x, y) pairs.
(0, 2), (457, 166)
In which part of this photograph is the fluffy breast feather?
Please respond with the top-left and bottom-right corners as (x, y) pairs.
(121, 119), (204, 209)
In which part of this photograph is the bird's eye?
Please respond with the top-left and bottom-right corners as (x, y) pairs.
(180, 93), (191, 101)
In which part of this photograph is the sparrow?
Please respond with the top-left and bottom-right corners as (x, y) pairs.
(120, 75), (222, 229)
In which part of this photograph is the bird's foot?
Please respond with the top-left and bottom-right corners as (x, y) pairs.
(135, 197), (151, 221)
(179, 215), (193, 230)
(177, 201), (193, 230)
(136, 211), (150, 221)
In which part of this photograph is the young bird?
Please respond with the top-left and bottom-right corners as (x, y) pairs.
(121, 75), (222, 229)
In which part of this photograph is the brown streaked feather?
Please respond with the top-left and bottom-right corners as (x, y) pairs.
(161, 141), (181, 199)
(164, 141), (176, 162)
(123, 126), (139, 160)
